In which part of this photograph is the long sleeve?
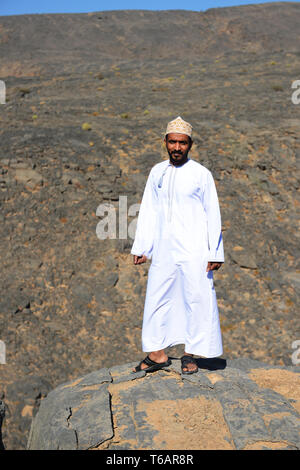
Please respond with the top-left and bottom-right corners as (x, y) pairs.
(131, 168), (158, 260)
(202, 170), (225, 263)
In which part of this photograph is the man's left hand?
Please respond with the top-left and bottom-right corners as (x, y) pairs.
(206, 262), (223, 272)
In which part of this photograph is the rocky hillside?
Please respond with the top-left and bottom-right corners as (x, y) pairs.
(0, 3), (300, 449)
(27, 358), (300, 450)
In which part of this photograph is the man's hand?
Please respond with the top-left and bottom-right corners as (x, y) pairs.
(133, 255), (147, 265)
(206, 262), (223, 272)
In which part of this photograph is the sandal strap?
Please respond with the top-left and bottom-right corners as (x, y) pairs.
(135, 356), (171, 372)
(143, 355), (159, 366)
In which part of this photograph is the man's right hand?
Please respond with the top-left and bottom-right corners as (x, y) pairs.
(133, 255), (147, 265)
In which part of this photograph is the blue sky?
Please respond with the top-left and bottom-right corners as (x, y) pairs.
(0, 0), (294, 16)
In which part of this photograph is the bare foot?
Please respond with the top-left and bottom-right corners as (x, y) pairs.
(181, 353), (198, 373)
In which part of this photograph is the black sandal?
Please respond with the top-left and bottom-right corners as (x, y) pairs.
(181, 355), (198, 375)
(133, 355), (171, 373)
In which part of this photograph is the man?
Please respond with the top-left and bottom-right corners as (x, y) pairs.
(131, 116), (224, 374)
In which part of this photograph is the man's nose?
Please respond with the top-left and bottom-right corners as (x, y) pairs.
(174, 142), (180, 150)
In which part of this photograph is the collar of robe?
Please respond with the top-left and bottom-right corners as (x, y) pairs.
(158, 157), (190, 188)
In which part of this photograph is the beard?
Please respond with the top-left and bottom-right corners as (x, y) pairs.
(168, 150), (189, 166)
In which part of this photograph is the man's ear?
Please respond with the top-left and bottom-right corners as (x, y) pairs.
(189, 139), (193, 150)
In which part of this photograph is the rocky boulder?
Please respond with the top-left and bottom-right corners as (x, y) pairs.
(27, 358), (300, 450)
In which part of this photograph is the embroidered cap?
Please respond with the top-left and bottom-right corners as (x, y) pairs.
(165, 116), (192, 138)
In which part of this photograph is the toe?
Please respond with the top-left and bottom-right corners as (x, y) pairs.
(182, 361), (198, 373)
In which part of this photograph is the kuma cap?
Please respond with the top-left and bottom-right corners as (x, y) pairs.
(165, 116), (192, 138)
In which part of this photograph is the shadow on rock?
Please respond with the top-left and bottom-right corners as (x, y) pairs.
(169, 356), (227, 371)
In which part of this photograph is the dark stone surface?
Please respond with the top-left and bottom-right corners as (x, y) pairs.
(27, 369), (113, 450)
(27, 358), (300, 450)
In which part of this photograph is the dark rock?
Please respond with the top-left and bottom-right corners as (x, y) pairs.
(230, 252), (258, 269)
(27, 359), (300, 450)
(27, 369), (113, 450)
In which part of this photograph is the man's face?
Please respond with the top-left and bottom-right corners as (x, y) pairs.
(165, 133), (192, 165)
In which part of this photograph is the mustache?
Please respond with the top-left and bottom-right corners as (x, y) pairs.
(171, 151), (183, 155)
